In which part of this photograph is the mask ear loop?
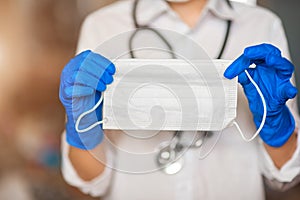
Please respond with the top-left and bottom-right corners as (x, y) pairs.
(198, 69), (267, 159)
(75, 70), (266, 141)
(75, 92), (105, 133)
(233, 69), (267, 141)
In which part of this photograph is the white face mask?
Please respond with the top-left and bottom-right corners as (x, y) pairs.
(76, 59), (267, 142)
(103, 59), (237, 131)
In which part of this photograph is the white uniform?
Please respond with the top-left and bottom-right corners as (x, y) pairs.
(61, 0), (300, 199)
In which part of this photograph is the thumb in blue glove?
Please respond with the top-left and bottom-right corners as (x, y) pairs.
(59, 50), (115, 150)
(224, 43), (297, 147)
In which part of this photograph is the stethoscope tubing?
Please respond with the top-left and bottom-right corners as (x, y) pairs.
(130, 0), (233, 173)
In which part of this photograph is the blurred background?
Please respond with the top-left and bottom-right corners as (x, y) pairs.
(0, 0), (299, 199)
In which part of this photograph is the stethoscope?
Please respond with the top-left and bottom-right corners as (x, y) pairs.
(129, 0), (233, 174)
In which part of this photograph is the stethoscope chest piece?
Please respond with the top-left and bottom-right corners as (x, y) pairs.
(157, 140), (184, 175)
(163, 158), (184, 175)
(156, 131), (207, 175)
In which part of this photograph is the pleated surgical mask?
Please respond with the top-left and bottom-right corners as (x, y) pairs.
(75, 59), (267, 142)
(102, 59), (237, 131)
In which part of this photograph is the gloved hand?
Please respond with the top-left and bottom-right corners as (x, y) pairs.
(224, 43), (297, 147)
(59, 50), (115, 150)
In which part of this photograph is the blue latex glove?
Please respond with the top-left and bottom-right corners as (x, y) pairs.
(59, 50), (115, 150)
(224, 43), (297, 147)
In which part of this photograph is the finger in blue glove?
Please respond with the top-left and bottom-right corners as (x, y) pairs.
(224, 43), (297, 147)
(59, 50), (115, 150)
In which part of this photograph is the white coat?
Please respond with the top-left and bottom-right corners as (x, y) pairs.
(62, 0), (300, 199)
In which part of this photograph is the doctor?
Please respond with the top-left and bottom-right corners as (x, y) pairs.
(59, 0), (300, 199)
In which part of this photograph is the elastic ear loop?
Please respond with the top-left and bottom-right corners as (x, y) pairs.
(75, 92), (105, 133)
(198, 69), (267, 159)
(233, 70), (267, 141)
(75, 70), (266, 141)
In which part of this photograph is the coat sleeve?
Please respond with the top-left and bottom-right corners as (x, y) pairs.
(258, 16), (300, 191)
(61, 132), (114, 197)
(61, 13), (116, 197)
